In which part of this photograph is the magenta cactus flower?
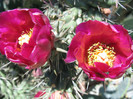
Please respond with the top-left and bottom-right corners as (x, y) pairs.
(65, 20), (133, 81)
(0, 8), (54, 69)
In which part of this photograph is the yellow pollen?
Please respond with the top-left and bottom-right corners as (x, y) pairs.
(87, 42), (116, 67)
(18, 29), (33, 46)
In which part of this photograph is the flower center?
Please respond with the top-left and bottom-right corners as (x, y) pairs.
(87, 42), (116, 67)
(18, 29), (33, 46)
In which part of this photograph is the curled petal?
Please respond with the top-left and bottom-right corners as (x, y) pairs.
(64, 32), (85, 63)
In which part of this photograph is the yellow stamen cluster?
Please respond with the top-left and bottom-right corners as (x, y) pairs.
(87, 42), (116, 67)
(18, 29), (33, 46)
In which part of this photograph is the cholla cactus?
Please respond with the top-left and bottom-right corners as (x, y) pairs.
(0, 0), (133, 99)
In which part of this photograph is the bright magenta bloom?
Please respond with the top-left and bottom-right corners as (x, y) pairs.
(0, 9), (54, 69)
(65, 20), (133, 81)
(34, 90), (46, 98)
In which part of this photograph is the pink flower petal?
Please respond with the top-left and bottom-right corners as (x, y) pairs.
(34, 90), (46, 98)
(64, 32), (85, 63)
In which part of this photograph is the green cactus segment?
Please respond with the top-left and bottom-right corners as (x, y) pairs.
(61, 7), (82, 32)
(107, 0), (116, 5)
(0, 72), (31, 98)
(100, 77), (131, 99)
(111, 77), (131, 98)
(62, 0), (117, 9)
